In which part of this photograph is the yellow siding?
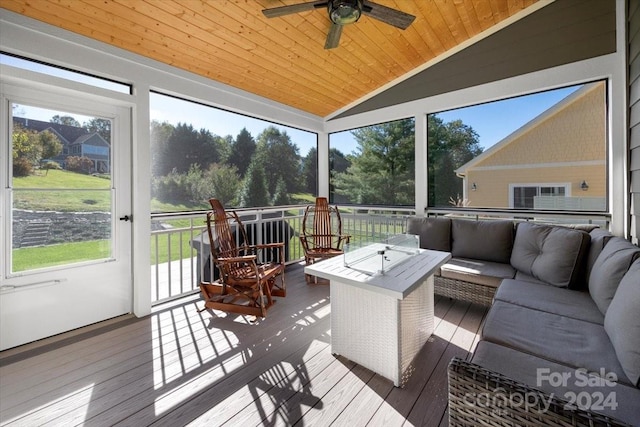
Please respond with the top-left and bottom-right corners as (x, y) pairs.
(466, 82), (606, 208)
(476, 82), (606, 167)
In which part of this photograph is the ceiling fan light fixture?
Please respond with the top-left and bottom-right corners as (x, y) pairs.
(329, 0), (362, 25)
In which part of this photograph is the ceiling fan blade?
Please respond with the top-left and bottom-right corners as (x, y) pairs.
(362, 1), (416, 30)
(324, 23), (343, 49)
(262, 1), (327, 18)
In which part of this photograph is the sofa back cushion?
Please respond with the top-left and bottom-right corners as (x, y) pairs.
(510, 222), (590, 289)
(406, 217), (451, 252)
(604, 259), (640, 387)
(589, 237), (640, 314)
(451, 219), (514, 264)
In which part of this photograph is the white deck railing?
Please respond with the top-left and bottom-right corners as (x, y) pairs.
(150, 205), (610, 305)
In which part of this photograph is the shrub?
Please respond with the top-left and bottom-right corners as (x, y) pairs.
(13, 157), (32, 177)
(66, 156), (94, 174)
(152, 169), (190, 204)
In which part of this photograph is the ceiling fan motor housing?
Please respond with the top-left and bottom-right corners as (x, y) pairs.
(328, 0), (363, 25)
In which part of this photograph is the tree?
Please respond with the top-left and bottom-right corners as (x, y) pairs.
(50, 115), (80, 127)
(228, 128), (256, 177)
(39, 130), (63, 161)
(428, 116), (483, 207)
(157, 123), (222, 174)
(301, 147), (317, 194)
(333, 119), (415, 205)
(329, 148), (350, 201)
(11, 126), (63, 176)
(255, 126), (301, 196)
(150, 120), (174, 177)
(239, 158), (270, 208)
(205, 163), (241, 207)
(272, 176), (291, 205)
(84, 118), (111, 141)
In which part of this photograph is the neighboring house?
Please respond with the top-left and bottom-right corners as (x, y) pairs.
(13, 117), (110, 173)
(455, 81), (606, 211)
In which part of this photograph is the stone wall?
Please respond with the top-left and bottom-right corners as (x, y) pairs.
(13, 209), (111, 248)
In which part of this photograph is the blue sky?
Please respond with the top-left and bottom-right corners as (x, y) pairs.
(434, 85), (581, 150)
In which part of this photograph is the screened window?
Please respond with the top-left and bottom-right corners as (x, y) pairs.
(428, 81), (607, 212)
(329, 118), (415, 206)
(149, 92), (317, 213)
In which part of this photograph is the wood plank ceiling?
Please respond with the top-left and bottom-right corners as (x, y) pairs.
(1, 0), (539, 117)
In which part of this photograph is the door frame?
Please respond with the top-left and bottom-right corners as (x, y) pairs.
(0, 76), (134, 350)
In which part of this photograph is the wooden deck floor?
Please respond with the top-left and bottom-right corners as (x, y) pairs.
(0, 263), (488, 427)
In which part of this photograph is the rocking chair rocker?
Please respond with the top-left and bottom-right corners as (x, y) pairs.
(199, 199), (286, 317)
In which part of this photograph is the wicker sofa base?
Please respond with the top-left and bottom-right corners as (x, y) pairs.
(448, 358), (630, 427)
(434, 275), (496, 306)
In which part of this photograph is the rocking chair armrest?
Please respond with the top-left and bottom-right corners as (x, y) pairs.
(251, 242), (285, 249)
(216, 254), (257, 264)
(302, 233), (350, 239)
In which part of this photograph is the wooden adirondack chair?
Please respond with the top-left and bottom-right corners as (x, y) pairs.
(199, 199), (285, 317)
(299, 197), (351, 283)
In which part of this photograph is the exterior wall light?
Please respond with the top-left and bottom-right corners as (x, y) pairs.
(471, 182), (477, 191)
(580, 180), (589, 191)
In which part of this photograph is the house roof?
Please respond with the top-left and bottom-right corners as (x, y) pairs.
(0, 0), (616, 119)
(454, 81), (604, 175)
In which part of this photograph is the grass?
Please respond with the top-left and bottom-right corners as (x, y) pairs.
(13, 240), (110, 272)
(13, 169), (110, 189)
(13, 170), (111, 212)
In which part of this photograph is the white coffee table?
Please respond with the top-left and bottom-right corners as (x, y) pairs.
(304, 245), (451, 387)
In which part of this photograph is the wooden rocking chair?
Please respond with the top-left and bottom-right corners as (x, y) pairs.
(299, 197), (351, 283)
(198, 199), (286, 317)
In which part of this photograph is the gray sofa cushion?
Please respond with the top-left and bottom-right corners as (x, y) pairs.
(587, 228), (613, 281)
(440, 258), (516, 288)
(495, 279), (604, 324)
(604, 259), (640, 387)
(481, 301), (632, 386)
(407, 217), (451, 252)
(589, 237), (640, 315)
(472, 341), (640, 425)
(510, 223), (590, 289)
(451, 219), (514, 264)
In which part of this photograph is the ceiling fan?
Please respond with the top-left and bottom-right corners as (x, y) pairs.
(262, 0), (416, 49)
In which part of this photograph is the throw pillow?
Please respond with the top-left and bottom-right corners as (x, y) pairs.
(589, 237), (640, 314)
(510, 222), (590, 289)
(604, 259), (640, 386)
(586, 228), (613, 281)
(406, 217), (451, 252)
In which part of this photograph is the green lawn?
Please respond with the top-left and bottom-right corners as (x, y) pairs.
(13, 240), (111, 272)
(13, 169), (110, 189)
(13, 169), (111, 212)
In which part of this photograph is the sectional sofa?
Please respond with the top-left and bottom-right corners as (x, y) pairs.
(407, 217), (640, 426)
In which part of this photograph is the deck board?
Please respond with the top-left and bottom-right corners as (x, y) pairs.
(0, 263), (488, 427)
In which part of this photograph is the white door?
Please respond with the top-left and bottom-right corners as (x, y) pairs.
(0, 85), (132, 350)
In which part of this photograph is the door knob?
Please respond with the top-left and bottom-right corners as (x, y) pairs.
(119, 215), (132, 222)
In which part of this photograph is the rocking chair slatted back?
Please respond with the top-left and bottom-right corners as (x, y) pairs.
(206, 199), (251, 280)
(311, 197), (341, 249)
(300, 197), (351, 283)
